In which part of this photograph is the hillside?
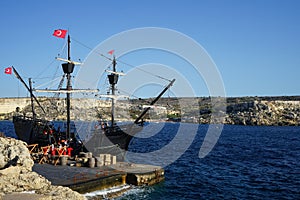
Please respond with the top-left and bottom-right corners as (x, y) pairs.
(0, 96), (299, 126)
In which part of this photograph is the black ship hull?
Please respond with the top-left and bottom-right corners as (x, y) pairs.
(13, 116), (50, 146)
(13, 116), (141, 161)
(83, 124), (142, 161)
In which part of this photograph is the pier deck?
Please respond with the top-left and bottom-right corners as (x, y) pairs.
(32, 162), (164, 193)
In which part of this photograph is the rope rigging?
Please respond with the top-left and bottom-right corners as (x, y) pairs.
(35, 40), (68, 80)
(31, 36), (172, 97)
(13, 33), (176, 129)
(33, 75), (64, 89)
(26, 35), (174, 111)
(71, 37), (172, 83)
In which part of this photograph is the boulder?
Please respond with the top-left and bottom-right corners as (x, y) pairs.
(0, 137), (33, 172)
(0, 137), (86, 200)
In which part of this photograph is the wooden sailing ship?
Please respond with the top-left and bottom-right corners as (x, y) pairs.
(12, 32), (175, 161)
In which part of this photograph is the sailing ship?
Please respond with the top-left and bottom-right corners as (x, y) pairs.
(12, 33), (175, 160)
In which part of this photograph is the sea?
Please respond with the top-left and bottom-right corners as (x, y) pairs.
(1, 120), (300, 199)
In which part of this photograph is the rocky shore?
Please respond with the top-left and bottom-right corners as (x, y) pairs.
(224, 99), (300, 126)
(0, 136), (86, 200)
(197, 97), (300, 126)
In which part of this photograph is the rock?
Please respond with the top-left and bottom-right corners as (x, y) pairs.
(224, 99), (300, 126)
(2, 193), (52, 200)
(0, 137), (33, 171)
(0, 137), (86, 200)
(0, 166), (21, 176)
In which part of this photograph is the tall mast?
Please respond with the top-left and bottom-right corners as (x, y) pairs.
(61, 35), (74, 140)
(29, 78), (36, 120)
(108, 56), (119, 127)
(67, 35), (71, 140)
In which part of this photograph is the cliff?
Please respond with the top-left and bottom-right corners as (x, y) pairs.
(159, 96), (300, 126)
(0, 97), (112, 121)
(223, 99), (300, 126)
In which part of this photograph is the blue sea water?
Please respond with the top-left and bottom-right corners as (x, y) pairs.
(1, 121), (300, 199)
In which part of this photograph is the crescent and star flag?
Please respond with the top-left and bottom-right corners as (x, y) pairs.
(108, 50), (115, 55)
(4, 67), (12, 74)
(53, 29), (67, 38)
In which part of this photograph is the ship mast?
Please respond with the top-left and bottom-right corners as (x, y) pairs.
(62, 35), (74, 140)
(29, 78), (36, 120)
(108, 56), (118, 127)
(106, 57), (176, 126)
(34, 34), (98, 139)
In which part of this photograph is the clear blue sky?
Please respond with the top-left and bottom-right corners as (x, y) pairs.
(1, 0), (300, 98)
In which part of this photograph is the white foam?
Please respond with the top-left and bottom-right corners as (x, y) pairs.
(116, 186), (154, 199)
(84, 185), (131, 197)
(21, 190), (36, 194)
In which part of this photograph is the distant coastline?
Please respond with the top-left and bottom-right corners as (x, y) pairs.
(0, 96), (299, 126)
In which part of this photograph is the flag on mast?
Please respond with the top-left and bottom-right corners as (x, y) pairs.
(53, 29), (67, 38)
(108, 50), (115, 55)
(4, 67), (12, 74)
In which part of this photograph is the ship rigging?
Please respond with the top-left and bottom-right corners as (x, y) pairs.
(12, 31), (175, 160)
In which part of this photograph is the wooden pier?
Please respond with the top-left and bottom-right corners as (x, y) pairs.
(29, 144), (165, 193)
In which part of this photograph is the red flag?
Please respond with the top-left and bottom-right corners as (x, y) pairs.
(108, 50), (115, 55)
(53, 29), (67, 38)
(4, 67), (12, 74)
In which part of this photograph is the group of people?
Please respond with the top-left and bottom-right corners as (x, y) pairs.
(41, 139), (73, 158)
(41, 124), (75, 158)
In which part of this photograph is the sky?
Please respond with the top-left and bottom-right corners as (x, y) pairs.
(1, 0), (300, 98)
